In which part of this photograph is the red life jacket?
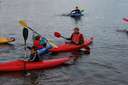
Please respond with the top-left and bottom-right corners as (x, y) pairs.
(33, 40), (43, 49)
(71, 33), (83, 44)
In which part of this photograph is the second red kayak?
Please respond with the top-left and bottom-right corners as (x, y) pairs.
(49, 37), (93, 53)
(0, 57), (71, 72)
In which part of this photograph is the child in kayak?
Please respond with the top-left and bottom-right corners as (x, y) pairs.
(29, 46), (40, 62)
(33, 34), (52, 55)
(66, 27), (84, 45)
(66, 27), (90, 53)
(71, 6), (81, 14)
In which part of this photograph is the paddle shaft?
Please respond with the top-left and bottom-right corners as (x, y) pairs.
(27, 27), (40, 35)
(60, 36), (66, 39)
(27, 27), (49, 41)
(24, 41), (27, 74)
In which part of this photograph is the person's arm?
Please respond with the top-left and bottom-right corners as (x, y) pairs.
(64, 37), (71, 40)
(71, 10), (75, 12)
(79, 10), (82, 14)
(75, 9), (81, 14)
(61, 37), (71, 40)
(71, 10), (76, 14)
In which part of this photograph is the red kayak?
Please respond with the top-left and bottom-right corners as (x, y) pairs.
(122, 18), (128, 24)
(49, 37), (93, 53)
(0, 57), (71, 72)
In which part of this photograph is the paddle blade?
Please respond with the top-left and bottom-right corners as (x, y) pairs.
(23, 28), (29, 42)
(54, 32), (61, 38)
(19, 20), (29, 28)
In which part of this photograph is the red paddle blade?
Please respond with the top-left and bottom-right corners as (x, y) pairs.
(54, 32), (61, 38)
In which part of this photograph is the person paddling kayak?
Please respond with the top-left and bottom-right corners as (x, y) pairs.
(32, 33), (52, 55)
(66, 27), (84, 45)
(64, 27), (90, 53)
(71, 6), (81, 14)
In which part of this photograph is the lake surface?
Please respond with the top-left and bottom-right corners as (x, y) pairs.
(0, 0), (128, 85)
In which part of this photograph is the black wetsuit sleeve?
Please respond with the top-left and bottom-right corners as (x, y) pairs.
(71, 10), (75, 12)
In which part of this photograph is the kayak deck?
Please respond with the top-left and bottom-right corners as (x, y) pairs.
(0, 57), (71, 72)
(70, 13), (83, 17)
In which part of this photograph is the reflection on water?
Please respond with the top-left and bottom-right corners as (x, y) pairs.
(72, 17), (82, 25)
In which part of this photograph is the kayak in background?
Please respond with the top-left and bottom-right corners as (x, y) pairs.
(0, 57), (71, 72)
(49, 37), (93, 53)
(70, 11), (83, 18)
(0, 37), (15, 44)
(70, 6), (84, 18)
(61, 9), (84, 18)
(123, 18), (128, 22)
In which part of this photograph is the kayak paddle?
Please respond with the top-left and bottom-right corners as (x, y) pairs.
(19, 20), (57, 48)
(19, 20), (40, 35)
(23, 27), (29, 74)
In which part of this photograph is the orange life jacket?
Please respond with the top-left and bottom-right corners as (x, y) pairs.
(71, 33), (83, 44)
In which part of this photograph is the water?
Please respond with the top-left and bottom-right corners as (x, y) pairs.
(0, 0), (128, 85)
